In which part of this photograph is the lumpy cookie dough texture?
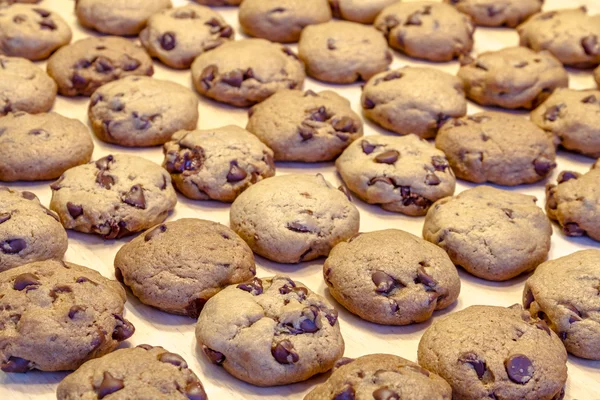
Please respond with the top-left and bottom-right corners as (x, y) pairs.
(298, 20), (391, 84)
(546, 166), (600, 242)
(47, 36), (154, 97)
(361, 67), (467, 139)
(328, 0), (397, 24)
(444, 0), (542, 28)
(246, 89), (363, 162)
(436, 112), (557, 186)
(238, 0), (332, 43)
(230, 174), (360, 264)
(418, 305), (568, 400)
(524, 250), (600, 360)
(140, 4), (234, 70)
(75, 0), (172, 36)
(0, 4), (71, 61)
(0, 112), (93, 181)
(530, 88), (600, 159)
(518, 7), (600, 69)
(595, 65), (600, 87)
(375, 1), (475, 62)
(163, 126), (275, 202)
(336, 135), (456, 216)
(0, 187), (67, 272)
(50, 154), (177, 239)
(193, 0), (241, 5)
(196, 275), (344, 386)
(89, 76), (199, 147)
(305, 354), (452, 400)
(324, 230), (460, 326)
(423, 186), (552, 281)
(191, 39), (305, 107)
(457, 47), (569, 110)
(114, 218), (256, 318)
(0, 55), (56, 115)
(0, 260), (135, 372)
(57, 346), (207, 400)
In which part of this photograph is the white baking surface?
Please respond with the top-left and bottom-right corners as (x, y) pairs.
(1, 0), (599, 398)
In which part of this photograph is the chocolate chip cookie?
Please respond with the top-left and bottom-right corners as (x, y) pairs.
(49, 154), (177, 240)
(361, 67), (467, 138)
(418, 305), (568, 400)
(47, 36), (154, 97)
(57, 345), (206, 400)
(423, 186), (552, 281)
(140, 4), (234, 69)
(0, 4), (72, 61)
(163, 126), (275, 202)
(191, 38), (305, 107)
(375, 1), (475, 62)
(457, 46), (569, 110)
(238, 0), (332, 43)
(0, 55), (56, 115)
(336, 135), (456, 216)
(444, 0), (542, 28)
(114, 218), (256, 318)
(530, 88), (600, 159)
(246, 89), (363, 162)
(298, 20), (392, 84)
(196, 275), (344, 386)
(518, 7), (600, 69)
(0, 187), (67, 272)
(230, 174), (360, 264)
(89, 76), (199, 147)
(0, 112), (94, 181)
(305, 354), (452, 400)
(75, 0), (172, 36)
(546, 166), (600, 242)
(436, 112), (557, 186)
(524, 249), (600, 360)
(329, 0), (397, 24)
(324, 229), (460, 326)
(0, 259), (135, 372)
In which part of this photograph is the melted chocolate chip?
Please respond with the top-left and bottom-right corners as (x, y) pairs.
(563, 222), (585, 237)
(373, 387), (399, 400)
(122, 185), (146, 209)
(112, 314), (135, 341)
(95, 57), (113, 73)
(122, 56), (141, 71)
(203, 346), (225, 364)
(405, 11), (422, 25)
(95, 155), (114, 170)
(144, 224), (167, 241)
(372, 271), (397, 294)
(362, 97), (375, 109)
(533, 157), (556, 176)
(221, 69), (244, 88)
(431, 155), (449, 172)
(199, 65), (218, 89)
(33, 8), (50, 17)
(226, 161), (247, 182)
(582, 35), (600, 56)
(21, 191), (37, 201)
(185, 298), (207, 319)
(1, 356), (30, 373)
(582, 94), (597, 104)
(544, 104), (565, 122)
(287, 221), (311, 233)
(333, 386), (355, 400)
(459, 352), (486, 379)
(166, 146), (205, 173)
(505, 354), (533, 384)
(416, 265), (437, 288)
(94, 372), (124, 399)
(68, 305), (85, 319)
(160, 32), (177, 50)
(237, 278), (263, 295)
(536, 320), (552, 336)
(332, 116), (356, 133)
(523, 287), (534, 309)
(425, 173), (441, 185)
(271, 340), (299, 364)
(2, 239), (27, 255)
(375, 150), (399, 164)
(185, 382), (207, 400)
(0, 212), (10, 224)
(67, 202), (83, 219)
(159, 352), (188, 368)
(361, 140), (376, 154)
(137, 344), (153, 350)
(557, 171), (579, 183)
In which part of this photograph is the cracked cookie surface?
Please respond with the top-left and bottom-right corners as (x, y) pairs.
(336, 134), (456, 216)
(140, 4), (234, 69)
(324, 229), (460, 325)
(246, 89), (362, 162)
(57, 345), (206, 400)
(47, 36), (154, 97)
(163, 125), (275, 202)
(436, 112), (557, 186)
(361, 67), (467, 138)
(418, 305), (567, 400)
(328, 0), (397, 24)
(49, 154), (177, 239)
(457, 46), (568, 110)
(444, 0), (542, 27)
(305, 353), (452, 400)
(89, 76), (198, 147)
(423, 186), (552, 281)
(0, 187), (67, 272)
(191, 38), (305, 107)
(114, 218), (255, 318)
(0, 111), (94, 181)
(523, 249), (600, 360)
(230, 174), (360, 264)
(196, 275), (344, 386)
(375, 1), (475, 62)
(0, 259), (134, 372)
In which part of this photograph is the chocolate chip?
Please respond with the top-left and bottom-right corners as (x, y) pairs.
(299, 317), (319, 333)
(332, 116), (357, 133)
(95, 155), (114, 170)
(505, 354), (533, 384)
(144, 224), (167, 241)
(333, 357), (354, 370)
(416, 265), (437, 288)
(0, 212), (10, 224)
(237, 278), (263, 295)
(405, 11), (422, 25)
(1, 356), (30, 373)
(76, 276), (97, 285)
(298, 125), (314, 141)
(185, 298), (207, 319)
(361, 140), (376, 154)
(369, 176), (394, 186)
(21, 191), (37, 201)
(323, 307), (338, 326)
(159, 352), (188, 368)
(375, 150), (399, 164)
(271, 340), (299, 364)
(372, 271), (397, 294)
(221, 69), (244, 88)
(459, 352), (486, 379)
(533, 157), (556, 176)
(557, 171), (580, 183)
(38, 19), (56, 30)
(29, 129), (49, 137)
(2, 239), (26, 255)
(564, 304), (582, 323)
(383, 71), (403, 81)
(544, 104), (565, 121)
(282, 47), (299, 60)
(431, 155), (449, 172)
(523, 287), (534, 309)
(226, 161), (247, 182)
(287, 221), (311, 233)
(33, 8), (51, 17)
(373, 387), (399, 400)
(333, 386), (355, 400)
(475, 62), (488, 71)
(122, 185), (146, 209)
(68, 305), (85, 319)
(582, 94), (597, 104)
(112, 314), (135, 341)
(362, 97), (375, 109)
(327, 38), (336, 50)
(304, 90), (318, 97)
(203, 346), (225, 364)
(219, 26), (233, 38)
(71, 73), (87, 88)
(137, 344), (153, 350)
(309, 106), (329, 122)
(122, 56), (141, 71)
(166, 146), (205, 173)
(96, 171), (115, 189)
(582, 35), (600, 56)
(536, 320), (552, 336)
(95, 57), (113, 73)
(514, 61), (528, 68)
(425, 173), (441, 185)
(94, 372), (124, 399)
(185, 382), (207, 400)
(66, 202), (83, 219)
